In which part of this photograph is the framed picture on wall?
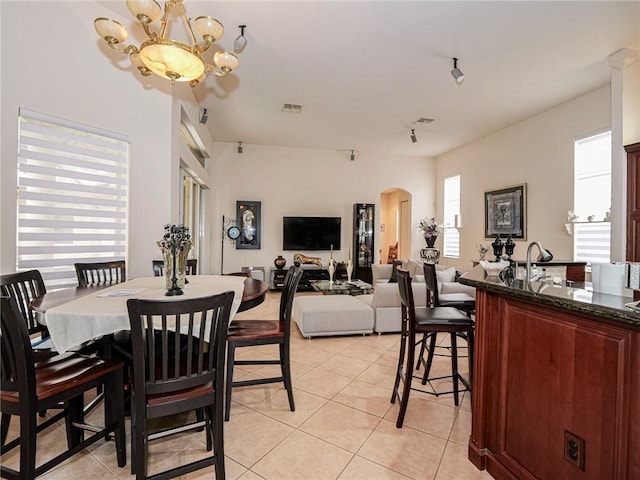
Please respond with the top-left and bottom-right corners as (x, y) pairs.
(484, 184), (526, 239)
(236, 200), (261, 249)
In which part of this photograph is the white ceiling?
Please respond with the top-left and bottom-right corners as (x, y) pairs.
(101, 1), (640, 158)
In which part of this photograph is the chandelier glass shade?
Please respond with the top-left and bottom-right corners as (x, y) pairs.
(94, 0), (239, 86)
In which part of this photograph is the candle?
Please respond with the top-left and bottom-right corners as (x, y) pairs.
(330, 244), (333, 261)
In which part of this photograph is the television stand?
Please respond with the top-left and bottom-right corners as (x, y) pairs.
(269, 265), (329, 291)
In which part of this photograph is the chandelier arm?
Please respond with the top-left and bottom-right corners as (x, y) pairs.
(204, 63), (230, 78)
(177, 2), (199, 49)
(158, 1), (174, 39)
(141, 22), (160, 40)
(107, 42), (139, 55)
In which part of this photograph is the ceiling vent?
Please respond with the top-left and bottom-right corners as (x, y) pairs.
(282, 103), (303, 113)
(413, 117), (435, 125)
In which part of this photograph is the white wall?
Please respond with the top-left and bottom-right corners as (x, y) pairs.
(436, 85), (612, 272)
(208, 143), (435, 274)
(0, 1), (206, 278)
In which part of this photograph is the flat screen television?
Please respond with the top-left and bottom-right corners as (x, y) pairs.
(283, 216), (341, 251)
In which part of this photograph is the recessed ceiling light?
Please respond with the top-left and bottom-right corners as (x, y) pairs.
(282, 104), (303, 113)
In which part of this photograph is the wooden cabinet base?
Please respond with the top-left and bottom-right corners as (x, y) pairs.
(470, 290), (639, 480)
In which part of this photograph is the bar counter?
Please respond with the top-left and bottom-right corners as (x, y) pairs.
(459, 265), (639, 480)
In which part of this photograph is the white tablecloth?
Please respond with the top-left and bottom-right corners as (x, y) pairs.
(44, 275), (246, 353)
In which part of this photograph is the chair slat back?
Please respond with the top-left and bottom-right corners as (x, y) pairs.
(279, 266), (303, 331)
(75, 261), (126, 287)
(0, 296), (36, 401)
(152, 259), (197, 277)
(152, 260), (164, 277)
(126, 292), (234, 397)
(396, 268), (418, 335)
(423, 262), (440, 307)
(0, 270), (47, 336)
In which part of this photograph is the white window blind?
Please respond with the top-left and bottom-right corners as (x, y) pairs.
(443, 175), (460, 258)
(17, 108), (129, 289)
(573, 131), (611, 264)
(573, 222), (611, 264)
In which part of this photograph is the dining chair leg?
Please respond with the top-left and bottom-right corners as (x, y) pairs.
(105, 368), (126, 468)
(1, 413), (10, 446)
(450, 332), (460, 406)
(416, 332), (428, 370)
(66, 396), (85, 448)
(213, 404), (225, 480)
(396, 329), (416, 428)
(224, 341), (236, 422)
(280, 343), (295, 412)
(391, 322), (408, 404)
(468, 327), (475, 385)
(205, 405), (213, 452)
(421, 333), (438, 385)
(21, 411), (38, 479)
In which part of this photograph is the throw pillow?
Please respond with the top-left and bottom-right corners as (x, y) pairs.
(388, 260), (404, 283)
(435, 266), (457, 284)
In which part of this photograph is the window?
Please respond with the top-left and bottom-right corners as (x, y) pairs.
(181, 168), (203, 265)
(443, 175), (460, 258)
(573, 130), (611, 264)
(17, 109), (129, 289)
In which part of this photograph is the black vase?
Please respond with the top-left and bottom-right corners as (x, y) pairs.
(425, 236), (437, 248)
(274, 255), (286, 270)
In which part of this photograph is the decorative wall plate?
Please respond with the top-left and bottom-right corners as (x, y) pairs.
(227, 226), (241, 240)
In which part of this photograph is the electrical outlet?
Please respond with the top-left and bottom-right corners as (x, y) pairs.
(564, 430), (585, 471)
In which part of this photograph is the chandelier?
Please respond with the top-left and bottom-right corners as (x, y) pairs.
(94, 0), (239, 86)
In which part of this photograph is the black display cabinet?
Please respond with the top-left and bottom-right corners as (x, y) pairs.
(353, 203), (375, 284)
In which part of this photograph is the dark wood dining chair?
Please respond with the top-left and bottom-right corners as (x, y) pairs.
(417, 263), (476, 380)
(0, 296), (126, 478)
(225, 265), (303, 421)
(391, 268), (475, 427)
(423, 262), (475, 315)
(74, 260), (126, 287)
(126, 291), (234, 480)
(152, 258), (198, 276)
(0, 270), (53, 358)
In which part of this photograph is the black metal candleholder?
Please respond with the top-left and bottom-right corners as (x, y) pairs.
(504, 235), (515, 259)
(492, 236), (504, 262)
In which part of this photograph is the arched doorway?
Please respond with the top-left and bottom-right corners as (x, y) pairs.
(379, 188), (412, 263)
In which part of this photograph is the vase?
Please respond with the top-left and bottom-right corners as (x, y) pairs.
(420, 247), (440, 264)
(425, 236), (437, 248)
(274, 255), (286, 270)
(346, 259), (353, 282)
(327, 260), (335, 284)
(159, 241), (191, 292)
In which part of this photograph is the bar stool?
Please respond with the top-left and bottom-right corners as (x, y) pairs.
(391, 268), (475, 428)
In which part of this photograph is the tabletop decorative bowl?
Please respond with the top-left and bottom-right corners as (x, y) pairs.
(479, 260), (510, 277)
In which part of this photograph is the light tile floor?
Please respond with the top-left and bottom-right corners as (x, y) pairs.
(2, 291), (493, 479)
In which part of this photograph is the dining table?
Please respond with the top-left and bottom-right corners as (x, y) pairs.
(31, 275), (269, 354)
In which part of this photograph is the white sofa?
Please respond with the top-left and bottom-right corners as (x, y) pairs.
(356, 261), (476, 334)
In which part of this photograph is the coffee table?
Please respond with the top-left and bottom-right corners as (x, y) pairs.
(310, 279), (373, 296)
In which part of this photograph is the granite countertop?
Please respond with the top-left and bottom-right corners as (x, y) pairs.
(459, 265), (640, 328)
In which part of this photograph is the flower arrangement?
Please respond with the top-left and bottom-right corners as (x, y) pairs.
(158, 224), (191, 253)
(477, 243), (488, 260)
(417, 217), (443, 239)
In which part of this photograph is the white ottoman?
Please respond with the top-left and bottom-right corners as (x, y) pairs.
(293, 295), (374, 338)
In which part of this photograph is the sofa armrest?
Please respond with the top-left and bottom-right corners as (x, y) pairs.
(372, 264), (393, 284)
(440, 282), (476, 298)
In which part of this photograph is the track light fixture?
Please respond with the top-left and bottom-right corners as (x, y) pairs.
(451, 57), (465, 84)
(237, 141), (243, 154)
(234, 25), (247, 54)
(350, 150), (355, 161)
(410, 129), (417, 143)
